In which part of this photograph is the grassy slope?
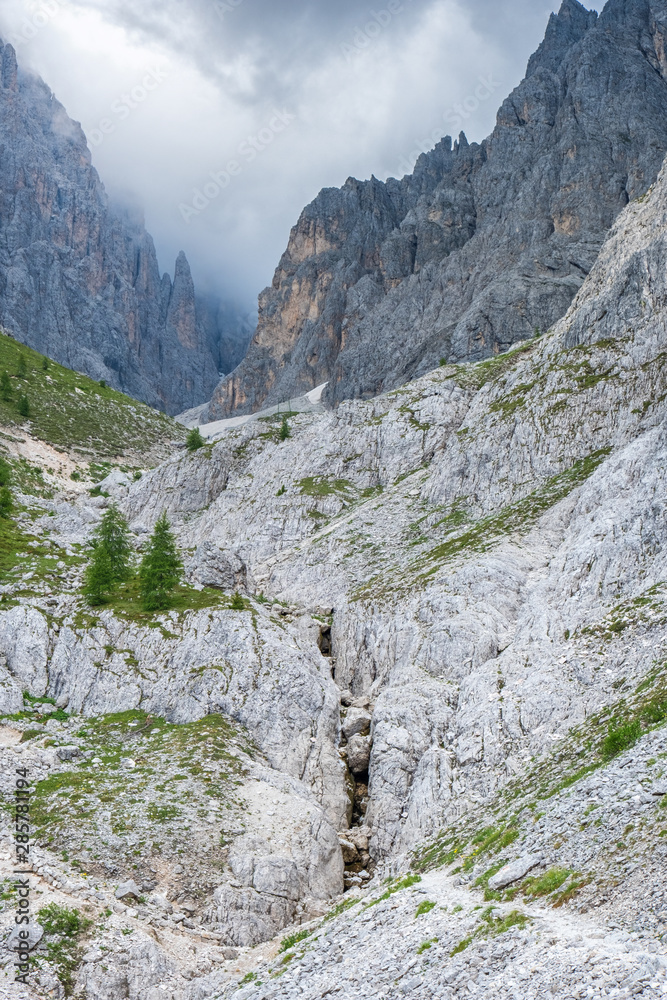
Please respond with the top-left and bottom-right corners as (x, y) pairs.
(0, 330), (186, 459)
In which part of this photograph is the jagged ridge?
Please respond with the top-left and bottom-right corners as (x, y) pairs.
(208, 0), (667, 418)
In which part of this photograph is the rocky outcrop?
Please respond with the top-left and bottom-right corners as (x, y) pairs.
(0, 39), (247, 415)
(117, 141), (667, 865)
(208, 0), (667, 418)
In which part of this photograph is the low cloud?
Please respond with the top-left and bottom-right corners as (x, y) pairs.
(0, 0), (586, 308)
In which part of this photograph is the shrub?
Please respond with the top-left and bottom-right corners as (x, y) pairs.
(139, 512), (182, 611)
(279, 416), (291, 441)
(186, 427), (206, 451)
(602, 720), (642, 759)
(38, 903), (91, 996)
(17, 394), (30, 418)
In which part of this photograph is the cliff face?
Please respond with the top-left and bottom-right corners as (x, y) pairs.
(208, 0), (667, 418)
(0, 40), (243, 416)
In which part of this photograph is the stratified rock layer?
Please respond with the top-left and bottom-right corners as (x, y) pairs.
(209, 0), (667, 417)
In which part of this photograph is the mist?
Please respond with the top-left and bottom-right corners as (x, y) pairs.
(0, 0), (594, 310)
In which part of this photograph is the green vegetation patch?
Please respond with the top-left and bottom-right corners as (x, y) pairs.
(298, 477), (355, 498)
(365, 874), (422, 908)
(415, 450), (611, 581)
(38, 903), (92, 996)
(0, 330), (184, 458)
(26, 711), (252, 868)
(279, 928), (312, 953)
(448, 338), (542, 393)
(450, 907), (530, 956)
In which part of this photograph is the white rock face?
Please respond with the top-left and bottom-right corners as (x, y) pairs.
(6, 100), (667, 998)
(115, 155), (667, 866)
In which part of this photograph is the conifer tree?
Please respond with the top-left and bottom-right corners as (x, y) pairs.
(16, 354), (27, 379)
(97, 503), (132, 583)
(83, 504), (132, 606)
(84, 542), (114, 606)
(186, 427), (205, 452)
(17, 395), (30, 418)
(0, 372), (12, 401)
(139, 512), (182, 611)
(279, 416), (291, 441)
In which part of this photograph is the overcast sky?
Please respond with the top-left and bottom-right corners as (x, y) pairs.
(0, 0), (599, 312)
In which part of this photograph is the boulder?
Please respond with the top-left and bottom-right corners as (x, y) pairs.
(6, 923), (43, 951)
(338, 837), (359, 864)
(115, 879), (143, 901)
(342, 708), (372, 740)
(488, 855), (543, 891)
(347, 734), (371, 774)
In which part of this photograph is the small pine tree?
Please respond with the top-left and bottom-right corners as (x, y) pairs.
(42, 357), (49, 371)
(84, 542), (114, 606)
(186, 427), (205, 452)
(97, 503), (132, 583)
(0, 486), (13, 519)
(17, 395), (30, 418)
(0, 457), (11, 488)
(0, 371), (11, 401)
(139, 512), (182, 611)
(230, 591), (245, 610)
(16, 354), (27, 379)
(279, 416), (291, 441)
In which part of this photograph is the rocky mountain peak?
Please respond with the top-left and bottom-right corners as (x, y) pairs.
(0, 40), (17, 92)
(206, 0), (667, 420)
(0, 40), (249, 415)
(526, 0), (597, 77)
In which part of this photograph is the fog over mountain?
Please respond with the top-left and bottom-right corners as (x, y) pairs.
(0, 0), (574, 310)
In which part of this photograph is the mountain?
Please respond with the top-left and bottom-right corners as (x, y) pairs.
(3, 107), (667, 992)
(0, 39), (249, 416)
(207, 0), (667, 418)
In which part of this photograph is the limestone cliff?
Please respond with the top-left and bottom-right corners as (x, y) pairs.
(208, 0), (667, 417)
(0, 40), (245, 416)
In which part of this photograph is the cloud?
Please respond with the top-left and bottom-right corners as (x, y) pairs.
(0, 0), (587, 308)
